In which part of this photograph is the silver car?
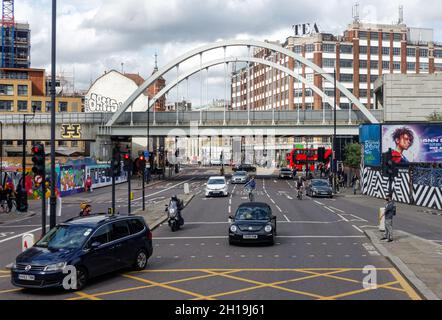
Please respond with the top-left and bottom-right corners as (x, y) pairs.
(231, 171), (249, 184)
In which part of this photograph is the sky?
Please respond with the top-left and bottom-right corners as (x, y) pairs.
(14, 0), (442, 107)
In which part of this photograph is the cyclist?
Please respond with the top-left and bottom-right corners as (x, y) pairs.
(244, 176), (256, 202)
(79, 202), (92, 217)
(296, 176), (305, 200)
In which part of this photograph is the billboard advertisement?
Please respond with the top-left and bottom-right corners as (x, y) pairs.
(382, 124), (442, 164)
(360, 124), (381, 167)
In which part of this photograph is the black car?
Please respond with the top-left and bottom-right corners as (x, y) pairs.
(233, 164), (256, 173)
(229, 202), (277, 245)
(306, 179), (333, 198)
(11, 214), (153, 290)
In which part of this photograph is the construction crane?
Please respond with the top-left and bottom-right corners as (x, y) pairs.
(1, 0), (15, 68)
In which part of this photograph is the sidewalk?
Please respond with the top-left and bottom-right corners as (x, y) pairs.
(366, 229), (442, 300)
(132, 193), (195, 231)
(0, 211), (36, 225)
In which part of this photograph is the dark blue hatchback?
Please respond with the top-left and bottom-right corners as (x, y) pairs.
(11, 215), (153, 290)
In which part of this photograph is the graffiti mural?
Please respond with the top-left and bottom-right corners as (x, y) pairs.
(58, 165), (86, 197)
(85, 93), (122, 113)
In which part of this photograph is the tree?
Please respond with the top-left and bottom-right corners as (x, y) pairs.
(344, 143), (362, 169)
(427, 111), (442, 122)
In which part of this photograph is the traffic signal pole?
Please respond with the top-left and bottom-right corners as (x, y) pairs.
(111, 160), (116, 215)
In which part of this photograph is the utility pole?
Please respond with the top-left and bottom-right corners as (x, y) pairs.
(49, 0), (57, 229)
(332, 67), (337, 194)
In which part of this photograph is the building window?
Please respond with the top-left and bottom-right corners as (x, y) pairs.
(382, 47), (390, 55)
(382, 33), (391, 40)
(382, 61), (390, 70)
(0, 100), (13, 111)
(340, 59), (353, 68)
(371, 61), (378, 69)
(305, 44), (314, 52)
(31, 101), (42, 112)
(71, 141), (78, 148)
(393, 61), (401, 70)
(0, 84), (13, 95)
(58, 141), (67, 147)
(370, 46), (379, 55)
(45, 101), (52, 112)
(323, 44), (335, 53)
(359, 89), (367, 97)
(340, 103), (350, 110)
(359, 31), (367, 39)
(359, 74), (367, 83)
(340, 45), (353, 54)
(371, 75), (379, 82)
(420, 48), (428, 57)
(435, 63), (442, 72)
(323, 58), (335, 68)
(325, 89), (335, 97)
(393, 48), (401, 56)
(17, 101), (28, 111)
(370, 32), (379, 40)
(359, 46), (367, 54)
(339, 74), (353, 82)
(17, 85), (28, 96)
(359, 60), (367, 68)
(58, 101), (68, 112)
(407, 48), (416, 57)
(434, 50), (442, 58)
(420, 62), (429, 72)
(407, 62), (416, 71)
(393, 33), (402, 41)
(293, 46), (302, 53)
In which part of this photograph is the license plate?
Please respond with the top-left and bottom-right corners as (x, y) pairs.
(243, 235), (258, 239)
(18, 274), (35, 281)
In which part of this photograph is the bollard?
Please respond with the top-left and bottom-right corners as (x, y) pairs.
(22, 233), (34, 252)
(184, 183), (190, 195)
(379, 208), (385, 232)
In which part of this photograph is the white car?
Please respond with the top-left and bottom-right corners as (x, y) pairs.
(205, 176), (229, 197)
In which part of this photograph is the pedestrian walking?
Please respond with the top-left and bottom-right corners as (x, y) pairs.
(352, 176), (359, 195)
(381, 195), (396, 242)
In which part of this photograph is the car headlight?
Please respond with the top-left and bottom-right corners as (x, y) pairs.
(265, 225), (273, 233)
(230, 225), (238, 233)
(44, 262), (67, 272)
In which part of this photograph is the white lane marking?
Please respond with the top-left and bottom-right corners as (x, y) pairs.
(228, 206), (231, 214)
(314, 201), (324, 206)
(323, 206), (335, 213)
(270, 199), (276, 204)
(229, 199), (232, 205)
(133, 178), (195, 201)
(0, 226), (46, 244)
(352, 225), (364, 234)
(286, 181), (294, 189)
(336, 214), (350, 222)
(275, 205), (283, 213)
(329, 206), (345, 213)
(0, 232), (15, 238)
(283, 215), (290, 222)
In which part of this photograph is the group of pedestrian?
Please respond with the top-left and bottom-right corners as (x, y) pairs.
(0, 182), (16, 213)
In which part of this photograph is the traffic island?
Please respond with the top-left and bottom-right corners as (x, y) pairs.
(132, 193), (195, 231)
(365, 229), (441, 300)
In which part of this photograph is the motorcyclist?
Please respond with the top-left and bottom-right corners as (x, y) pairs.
(169, 195), (184, 226)
(244, 176), (256, 201)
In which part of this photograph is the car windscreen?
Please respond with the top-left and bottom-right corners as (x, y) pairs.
(234, 171), (247, 176)
(280, 169), (292, 172)
(35, 225), (93, 250)
(208, 179), (225, 185)
(235, 207), (270, 220)
(312, 180), (330, 187)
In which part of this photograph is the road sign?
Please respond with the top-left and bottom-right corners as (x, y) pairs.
(22, 234), (35, 252)
(34, 175), (43, 184)
(144, 151), (150, 159)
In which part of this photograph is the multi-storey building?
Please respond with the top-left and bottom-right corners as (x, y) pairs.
(0, 67), (85, 157)
(231, 20), (442, 112)
(0, 22), (31, 69)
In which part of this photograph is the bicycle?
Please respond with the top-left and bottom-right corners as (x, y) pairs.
(297, 186), (304, 200)
(245, 187), (255, 202)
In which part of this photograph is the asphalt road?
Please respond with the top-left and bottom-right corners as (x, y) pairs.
(0, 167), (433, 300)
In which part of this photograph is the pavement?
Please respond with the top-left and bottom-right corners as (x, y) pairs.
(0, 211), (36, 225)
(366, 229), (442, 300)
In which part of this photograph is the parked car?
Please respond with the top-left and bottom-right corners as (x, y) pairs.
(233, 164), (257, 173)
(279, 168), (293, 179)
(205, 176), (229, 197)
(306, 179), (333, 198)
(11, 215), (153, 290)
(231, 171), (249, 184)
(228, 202), (277, 245)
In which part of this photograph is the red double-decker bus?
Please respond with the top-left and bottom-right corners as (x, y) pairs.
(286, 148), (332, 171)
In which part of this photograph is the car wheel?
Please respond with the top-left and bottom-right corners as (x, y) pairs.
(75, 266), (88, 291)
(133, 249), (148, 271)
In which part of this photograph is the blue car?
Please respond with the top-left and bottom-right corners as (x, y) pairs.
(11, 215), (153, 290)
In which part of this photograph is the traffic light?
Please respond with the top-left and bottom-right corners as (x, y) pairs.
(123, 153), (131, 172)
(31, 144), (45, 177)
(382, 149), (398, 177)
(137, 155), (146, 172)
(317, 147), (325, 163)
(112, 147), (122, 176)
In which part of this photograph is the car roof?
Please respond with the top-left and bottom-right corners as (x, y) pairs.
(238, 202), (271, 209)
(63, 214), (143, 228)
(208, 176), (226, 180)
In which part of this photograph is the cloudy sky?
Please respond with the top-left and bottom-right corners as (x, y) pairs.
(15, 0), (442, 106)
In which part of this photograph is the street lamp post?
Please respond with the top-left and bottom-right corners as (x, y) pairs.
(21, 108), (36, 213)
(332, 67), (337, 194)
(0, 121), (2, 188)
(50, 0), (57, 229)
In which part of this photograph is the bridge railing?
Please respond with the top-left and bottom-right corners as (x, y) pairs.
(0, 113), (113, 125)
(114, 110), (383, 126)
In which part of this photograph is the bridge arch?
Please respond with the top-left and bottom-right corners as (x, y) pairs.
(147, 56), (339, 113)
(106, 39), (378, 126)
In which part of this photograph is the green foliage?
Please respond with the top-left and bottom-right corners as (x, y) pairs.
(344, 143), (362, 169)
(427, 111), (442, 121)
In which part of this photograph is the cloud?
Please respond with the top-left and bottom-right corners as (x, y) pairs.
(13, 0), (442, 101)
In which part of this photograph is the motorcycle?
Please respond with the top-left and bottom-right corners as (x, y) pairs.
(165, 198), (184, 232)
